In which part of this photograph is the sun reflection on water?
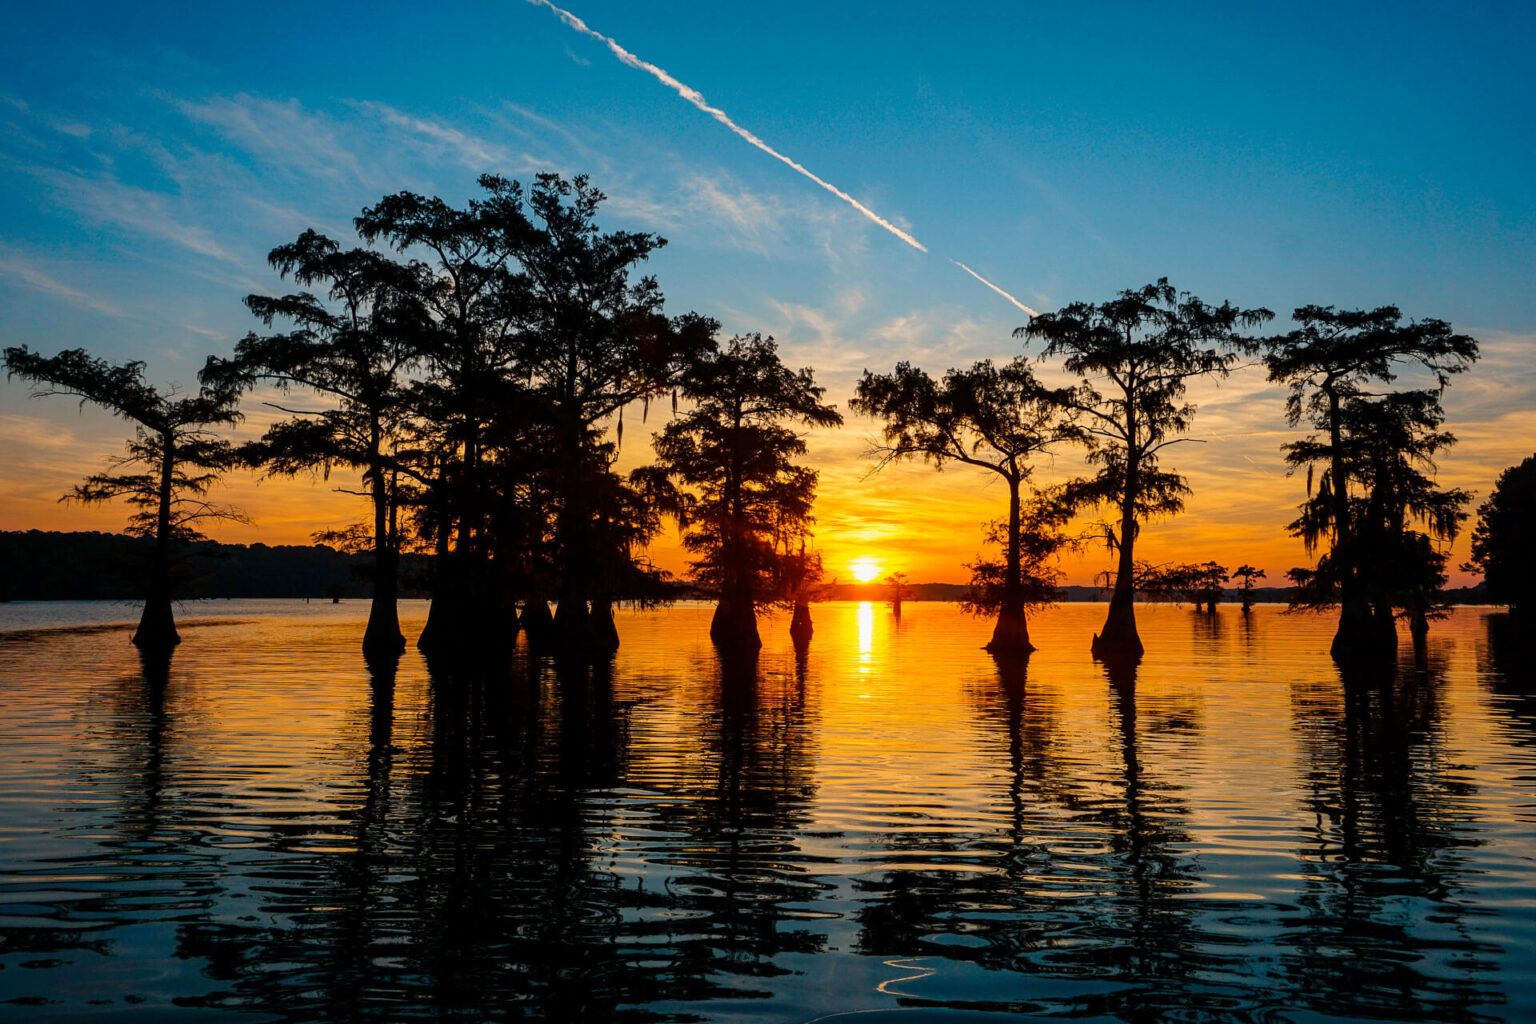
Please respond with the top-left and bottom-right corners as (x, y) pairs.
(856, 601), (875, 667)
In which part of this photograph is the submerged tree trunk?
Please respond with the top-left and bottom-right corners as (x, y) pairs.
(590, 596), (620, 652)
(519, 594), (555, 647)
(1328, 388), (1374, 660)
(554, 585), (598, 651)
(988, 477), (1034, 654)
(417, 518), (456, 653)
(362, 464), (405, 658)
(988, 600), (1032, 654)
(133, 432), (179, 651)
(790, 598), (813, 643)
(1094, 454), (1143, 660)
(711, 595), (761, 651)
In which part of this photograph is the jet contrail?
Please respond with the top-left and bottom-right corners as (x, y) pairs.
(526, 0), (1043, 319)
(526, 0), (925, 252)
(951, 260), (1039, 318)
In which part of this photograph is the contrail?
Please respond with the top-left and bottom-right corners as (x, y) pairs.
(951, 260), (1039, 318)
(526, 0), (925, 252)
(526, 0), (1043, 319)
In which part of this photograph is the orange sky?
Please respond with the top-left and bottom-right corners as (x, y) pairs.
(3, 338), (1530, 590)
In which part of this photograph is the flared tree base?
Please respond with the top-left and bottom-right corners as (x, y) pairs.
(711, 598), (762, 652)
(789, 600), (813, 644)
(1091, 600), (1143, 660)
(590, 599), (621, 653)
(520, 598), (556, 648)
(1330, 601), (1397, 664)
(362, 596), (406, 659)
(985, 604), (1035, 654)
(132, 597), (180, 652)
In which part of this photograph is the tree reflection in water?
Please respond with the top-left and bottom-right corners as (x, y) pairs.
(853, 653), (1237, 1018)
(1286, 647), (1502, 1023)
(151, 641), (823, 1020)
(0, 607), (1530, 1021)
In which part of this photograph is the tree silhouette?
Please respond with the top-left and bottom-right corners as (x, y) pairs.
(883, 571), (914, 616)
(1019, 279), (1271, 658)
(204, 230), (429, 657)
(1468, 454), (1536, 624)
(1231, 565), (1266, 612)
(1131, 560), (1227, 612)
(2, 347), (244, 649)
(1259, 305), (1476, 658)
(653, 334), (841, 651)
(353, 175), (535, 652)
(853, 357), (1081, 653)
(1284, 389), (1470, 652)
(495, 173), (716, 651)
(780, 536), (824, 643)
(958, 494), (1076, 628)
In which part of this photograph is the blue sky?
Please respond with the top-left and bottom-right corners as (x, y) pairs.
(3, 0), (1533, 580)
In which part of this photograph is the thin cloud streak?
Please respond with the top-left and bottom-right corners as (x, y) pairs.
(950, 260), (1039, 318)
(524, 0), (928, 253)
(526, 1), (1050, 319)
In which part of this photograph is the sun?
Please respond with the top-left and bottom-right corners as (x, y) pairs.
(848, 556), (884, 583)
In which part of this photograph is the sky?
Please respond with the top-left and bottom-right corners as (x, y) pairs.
(2, 0), (1533, 586)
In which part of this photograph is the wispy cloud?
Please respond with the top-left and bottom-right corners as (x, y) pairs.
(36, 168), (241, 264)
(352, 101), (539, 173)
(0, 251), (133, 318)
(178, 93), (367, 184)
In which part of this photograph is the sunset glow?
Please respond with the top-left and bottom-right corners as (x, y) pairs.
(848, 557), (884, 583)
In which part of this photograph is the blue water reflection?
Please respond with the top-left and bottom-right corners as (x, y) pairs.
(0, 601), (1531, 1022)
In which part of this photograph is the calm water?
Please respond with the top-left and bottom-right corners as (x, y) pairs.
(1, 600), (1533, 1022)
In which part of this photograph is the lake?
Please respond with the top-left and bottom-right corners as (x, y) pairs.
(1, 600), (1533, 1022)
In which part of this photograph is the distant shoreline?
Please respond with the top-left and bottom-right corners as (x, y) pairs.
(0, 530), (1495, 606)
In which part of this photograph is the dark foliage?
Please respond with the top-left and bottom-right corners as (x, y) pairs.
(853, 357), (1081, 652)
(1020, 279), (1272, 657)
(1468, 453), (1536, 622)
(653, 334), (840, 649)
(2, 346), (245, 648)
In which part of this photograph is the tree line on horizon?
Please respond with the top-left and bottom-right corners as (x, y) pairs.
(5, 173), (1533, 666)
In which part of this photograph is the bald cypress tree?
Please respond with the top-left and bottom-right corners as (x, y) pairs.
(853, 357), (1081, 654)
(3, 347), (244, 650)
(654, 334), (841, 651)
(1019, 280), (1271, 659)
(203, 230), (429, 658)
(1259, 305), (1476, 659)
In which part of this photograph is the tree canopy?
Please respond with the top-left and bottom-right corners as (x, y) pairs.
(3, 346), (245, 649)
(853, 356), (1081, 653)
(654, 333), (840, 650)
(1019, 278), (1272, 658)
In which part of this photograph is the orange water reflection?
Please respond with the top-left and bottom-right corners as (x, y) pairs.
(0, 601), (1532, 1020)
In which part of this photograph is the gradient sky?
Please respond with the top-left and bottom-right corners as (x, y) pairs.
(2, 0), (1533, 586)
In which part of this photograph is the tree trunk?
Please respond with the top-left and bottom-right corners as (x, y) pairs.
(790, 598), (813, 643)
(1328, 387), (1372, 658)
(711, 595), (761, 651)
(988, 476), (1034, 654)
(133, 431), (179, 651)
(1094, 444), (1143, 660)
(362, 463), (405, 658)
(988, 600), (1033, 654)
(590, 596), (620, 652)
(520, 594), (555, 647)
(417, 517), (456, 653)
